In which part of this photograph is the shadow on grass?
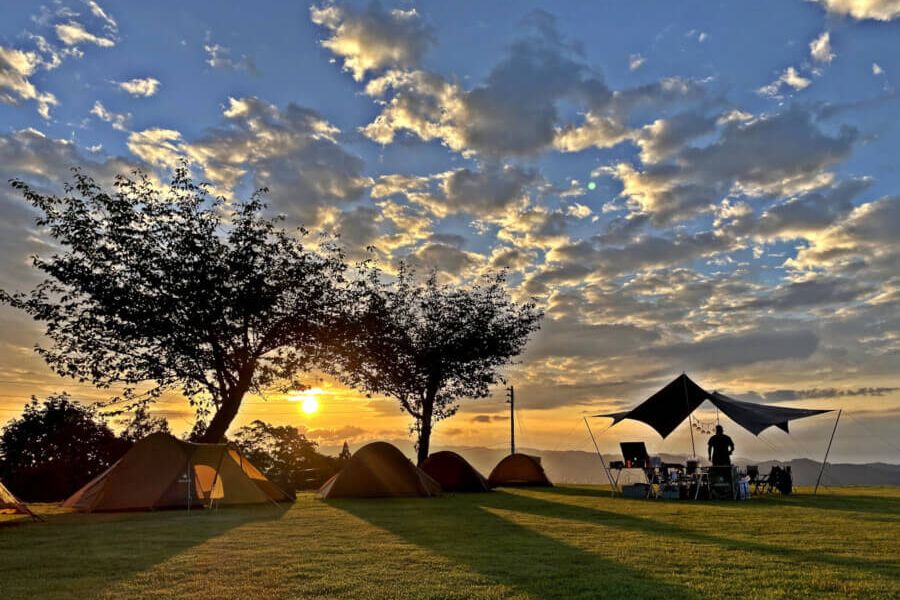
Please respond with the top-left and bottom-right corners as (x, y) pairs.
(493, 488), (899, 580)
(0, 503), (289, 600)
(331, 492), (699, 600)
(529, 485), (900, 517)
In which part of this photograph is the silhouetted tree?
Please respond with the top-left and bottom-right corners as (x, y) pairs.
(0, 394), (129, 501)
(118, 404), (170, 442)
(329, 265), (543, 464)
(2, 167), (350, 443)
(232, 420), (337, 490)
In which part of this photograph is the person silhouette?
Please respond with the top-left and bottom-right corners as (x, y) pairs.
(707, 424), (734, 466)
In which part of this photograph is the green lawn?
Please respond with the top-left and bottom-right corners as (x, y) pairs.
(1, 486), (898, 599)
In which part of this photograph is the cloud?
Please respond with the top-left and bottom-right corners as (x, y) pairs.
(651, 329), (820, 371)
(373, 164), (539, 219)
(90, 100), (130, 131)
(760, 386), (899, 402)
(810, 31), (835, 63)
(85, 1), (118, 32)
(128, 97), (370, 227)
(358, 12), (702, 158)
(607, 107), (857, 224)
(628, 54), (645, 71)
(204, 42), (256, 74)
(758, 66), (811, 96)
(0, 46), (58, 118)
(525, 317), (659, 359)
(310, 2), (434, 81)
(812, 0), (900, 21)
(117, 77), (160, 97)
(55, 21), (115, 48)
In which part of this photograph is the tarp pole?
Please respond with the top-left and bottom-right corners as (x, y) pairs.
(814, 409), (842, 495)
(682, 374), (696, 457)
(584, 417), (617, 496)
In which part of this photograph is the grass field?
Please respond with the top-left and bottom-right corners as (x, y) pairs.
(1, 486), (898, 599)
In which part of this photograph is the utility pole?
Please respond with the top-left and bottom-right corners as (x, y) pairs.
(506, 385), (515, 455)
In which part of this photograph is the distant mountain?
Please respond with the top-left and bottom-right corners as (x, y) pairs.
(318, 441), (900, 486)
(436, 446), (900, 487)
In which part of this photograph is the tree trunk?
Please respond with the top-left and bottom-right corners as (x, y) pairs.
(416, 383), (437, 465)
(199, 381), (249, 443)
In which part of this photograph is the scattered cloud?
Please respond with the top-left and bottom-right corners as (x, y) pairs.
(117, 77), (160, 97)
(204, 41), (257, 74)
(810, 31), (835, 63)
(758, 66), (811, 96)
(90, 100), (130, 131)
(628, 54), (645, 71)
(55, 21), (115, 48)
(310, 2), (434, 81)
(0, 46), (59, 118)
(812, 0), (900, 21)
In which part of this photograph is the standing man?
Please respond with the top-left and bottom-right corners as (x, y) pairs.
(708, 424), (735, 466)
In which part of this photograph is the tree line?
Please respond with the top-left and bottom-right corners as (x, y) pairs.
(0, 165), (542, 484)
(0, 394), (345, 501)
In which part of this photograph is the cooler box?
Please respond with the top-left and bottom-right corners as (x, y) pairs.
(622, 483), (651, 498)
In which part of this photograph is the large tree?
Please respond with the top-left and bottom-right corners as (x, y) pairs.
(330, 265), (543, 464)
(2, 167), (350, 442)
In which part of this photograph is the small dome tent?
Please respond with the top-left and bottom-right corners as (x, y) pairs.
(420, 451), (490, 493)
(488, 453), (553, 488)
(62, 432), (292, 512)
(318, 441), (441, 498)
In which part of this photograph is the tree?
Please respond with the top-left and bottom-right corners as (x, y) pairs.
(118, 404), (170, 442)
(231, 420), (338, 490)
(329, 265), (543, 464)
(2, 167), (351, 442)
(0, 394), (129, 501)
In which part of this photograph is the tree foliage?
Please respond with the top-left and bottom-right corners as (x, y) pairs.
(328, 265), (543, 464)
(231, 420), (338, 490)
(118, 404), (170, 442)
(2, 167), (351, 442)
(0, 394), (129, 501)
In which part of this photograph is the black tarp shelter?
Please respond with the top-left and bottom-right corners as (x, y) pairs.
(595, 374), (832, 438)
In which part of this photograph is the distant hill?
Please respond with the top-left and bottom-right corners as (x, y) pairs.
(435, 446), (900, 487)
(319, 441), (900, 486)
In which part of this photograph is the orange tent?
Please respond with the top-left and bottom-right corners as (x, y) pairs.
(62, 432), (292, 512)
(421, 451), (490, 493)
(0, 480), (40, 520)
(318, 442), (441, 498)
(488, 453), (553, 488)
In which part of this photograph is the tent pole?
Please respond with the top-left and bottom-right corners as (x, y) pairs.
(814, 409), (842, 496)
(682, 374), (696, 457)
(584, 417), (617, 495)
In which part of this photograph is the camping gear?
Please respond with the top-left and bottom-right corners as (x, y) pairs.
(488, 453), (552, 488)
(622, 483), (651, 498)
(0, 480), (41, 520)
(620, 442), (651, 468)
(420, 451), (489, 493)
(318, 441), (441, 498)
(62, 433), (292, 512)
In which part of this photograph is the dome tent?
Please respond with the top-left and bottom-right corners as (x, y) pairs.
(62, 432), (292, 512)
(318, 441), (441, 498)
(420, 451), (490, 493)
(488, 453), (553, 488)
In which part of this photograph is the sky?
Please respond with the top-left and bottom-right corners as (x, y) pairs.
(0, 0), (898, 464)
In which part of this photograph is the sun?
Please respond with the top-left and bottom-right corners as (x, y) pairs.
(301, 395), (319, 415)
(288, 387), (323, 415)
